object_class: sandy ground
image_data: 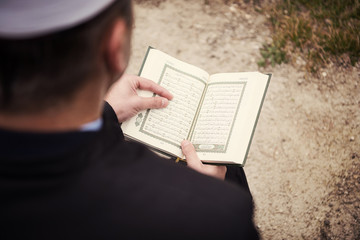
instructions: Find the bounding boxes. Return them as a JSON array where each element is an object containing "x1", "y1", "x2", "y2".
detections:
[{"x1": 127, "y1": 0, "x2": 360, "y2": 239}]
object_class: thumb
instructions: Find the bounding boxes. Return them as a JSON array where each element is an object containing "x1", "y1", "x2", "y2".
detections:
[
  {"x1": 181, "y1": 140, "x2": 202, "y2": 169},
  {"x1": 137, "y1": 96, "x2": 169, "y2": 111}
]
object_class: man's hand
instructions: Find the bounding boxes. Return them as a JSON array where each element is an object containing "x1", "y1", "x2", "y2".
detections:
[
  {"x1": 181, "y1": 140, "x2": 227, "y2": 180},
  {"x1": 105, "y1": 74, "x2": 173, "y2": 123}
]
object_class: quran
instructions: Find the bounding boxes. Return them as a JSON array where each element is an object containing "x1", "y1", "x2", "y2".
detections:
[{"x1": 121, "y1": 47, "x2": 271, "y2": 166}]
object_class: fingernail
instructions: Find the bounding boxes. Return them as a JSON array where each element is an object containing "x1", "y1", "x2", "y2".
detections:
[
  {"x1": 182, "y1": 140, "x2": 190, "y2": 147},
  {"x1": 161, "y1": 98, "x2": 168, "y2": 107}
]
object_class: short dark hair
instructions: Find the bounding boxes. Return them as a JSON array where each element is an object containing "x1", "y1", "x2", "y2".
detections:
[{"x1": 0, "y1": 0, "x2": 133, "y2": 114}]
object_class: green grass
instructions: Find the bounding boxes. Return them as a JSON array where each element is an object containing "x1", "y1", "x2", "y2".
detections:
[{"x1": 256, "y1": 0, "x2": 360, "y2": 73}]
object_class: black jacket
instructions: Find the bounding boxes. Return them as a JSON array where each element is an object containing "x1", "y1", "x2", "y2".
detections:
[{"x1": 0, "y1": 102, "x2": 259, "y2": 239}]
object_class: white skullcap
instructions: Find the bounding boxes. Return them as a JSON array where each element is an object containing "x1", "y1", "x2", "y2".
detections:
[{"x1": 0, "y1": 0, "x2": 116, "y2": 39}]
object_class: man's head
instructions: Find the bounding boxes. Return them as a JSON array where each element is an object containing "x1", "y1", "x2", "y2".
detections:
[{"x1": 0, "y1": 0, "x2": 133, "y2": 114}]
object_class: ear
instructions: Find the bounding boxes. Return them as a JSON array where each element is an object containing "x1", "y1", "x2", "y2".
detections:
[{"x1": 104, "y1": 19, "x2": 129, "y2": 74}]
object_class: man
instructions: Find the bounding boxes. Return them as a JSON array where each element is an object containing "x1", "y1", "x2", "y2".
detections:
[{"x1": 0, "y1": 0, "x2": 259, "y2": 239}]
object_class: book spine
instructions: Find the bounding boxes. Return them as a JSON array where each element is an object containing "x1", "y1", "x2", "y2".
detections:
[{"x1": 187, "y1": 83, "x2": 208, "y2": 141}]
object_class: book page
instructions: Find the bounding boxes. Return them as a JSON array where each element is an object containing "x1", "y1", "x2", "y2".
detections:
[
  {"x1": 121, "y1": 48, "x2": 209, "y2": 157},
  {"x1": 140, "y1": 65, "x2": 206, "y2": 147},
  {"x1": 190, "y1": 81, "x2": 246, "y2": 153},
  {"x1": 192, "y1": 72, "x2": 270, "y2": 165}
]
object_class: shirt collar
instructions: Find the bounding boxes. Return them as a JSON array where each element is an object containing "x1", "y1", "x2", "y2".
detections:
[{"x1": 80, "y1": 118, "x2": 103, "y2": 132}]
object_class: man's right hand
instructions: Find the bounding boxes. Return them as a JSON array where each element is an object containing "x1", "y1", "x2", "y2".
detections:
[{"x1": 181, "y1": 140, "x2": 227, "y2": 180}]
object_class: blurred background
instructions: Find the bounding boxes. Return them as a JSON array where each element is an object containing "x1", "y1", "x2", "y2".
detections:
[{"x1": 128, "y1": 0, "x2": 360, "y2": 239}]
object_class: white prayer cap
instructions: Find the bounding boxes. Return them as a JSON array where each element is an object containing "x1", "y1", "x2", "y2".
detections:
[{"x1": 0, "y1": 0, "x2": 116, "y2": 39}]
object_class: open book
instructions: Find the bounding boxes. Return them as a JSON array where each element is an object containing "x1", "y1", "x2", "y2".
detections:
[{"x1": 122, "y1": 47, "x2": 271, "y2": 166}]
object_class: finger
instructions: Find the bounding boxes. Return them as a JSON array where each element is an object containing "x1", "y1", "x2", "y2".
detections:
[
  {"x1": 136, "y1": 96, "x2": 169, "y2": 111},
  {"x1": 137, "y1": 77, "x2": 173, "y2": 100},
  {"x1": 181, "y1": 140, "x2": 202, "y2": 169},
  {"x1": 205, "y1": 165, "x2": 227, "y2": 180}
]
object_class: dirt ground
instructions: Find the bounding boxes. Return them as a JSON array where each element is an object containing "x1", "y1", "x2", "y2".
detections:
[{"x1": 128, "y1": 0, "x2": 360, "y2": 239}]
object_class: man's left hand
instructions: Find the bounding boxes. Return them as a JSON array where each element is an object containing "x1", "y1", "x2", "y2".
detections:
[{"x1": 105, "y1": 74, "x2": 173, "y2": 123}]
